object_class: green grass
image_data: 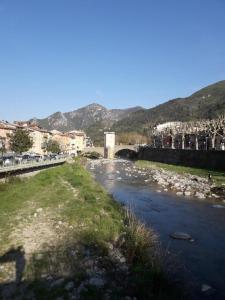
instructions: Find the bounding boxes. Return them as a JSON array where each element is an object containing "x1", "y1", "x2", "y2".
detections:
[
  {"x1": 136, "y1": 160, "x2": 225, "y2": 186},
  {"x1": 0, "y1": 160, "x2": 182, "y2": 299}
]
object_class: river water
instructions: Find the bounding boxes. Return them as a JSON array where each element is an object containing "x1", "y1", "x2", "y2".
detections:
[{"x1": 87, "y1": 159, "x2": 225, "y2": 300}]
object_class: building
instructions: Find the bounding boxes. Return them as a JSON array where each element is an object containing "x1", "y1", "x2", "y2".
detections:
[
  {"x1": 85, "y1": 136, "x2": 93, "y2": 147},
  {"x1": 14, "y1": 122, "x2": 52, "y2": 155},
  {"x1": 0, "y1": 120, "x2": 88, "y2": 155},
  {"x1": 29, "y1": 127, "x2": 52, "y2": 154},
  {"x1": 67, "y1": 130, "x2": 86, "y2": 154},
  {"x1": 0, "y1": 121, "x2": 17, "y2": 151},
  {"x1": 51, "y1": 130, "x2": 70, "y2": 154},
  {"x1": 155, "y1": 122, "x2": 182, "y2": 132}
]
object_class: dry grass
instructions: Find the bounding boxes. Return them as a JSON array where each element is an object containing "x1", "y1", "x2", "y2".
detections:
[{"x1": 122, "y1": 208, "x2": 158, "y2": 264}]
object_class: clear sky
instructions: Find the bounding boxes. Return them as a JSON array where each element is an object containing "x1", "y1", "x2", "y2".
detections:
[{"x1": 0, "y1": 0, "x2": 225, "y2": 121}]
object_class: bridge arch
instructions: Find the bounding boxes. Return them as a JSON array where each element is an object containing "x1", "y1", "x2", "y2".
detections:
[{"x1": 115, "y1": 148, "x2": 138, "y2": 159}]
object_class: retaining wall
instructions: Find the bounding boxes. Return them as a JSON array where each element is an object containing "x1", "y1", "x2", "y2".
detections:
[{"x1": 138, "y1": 148, "x2": 225, "y2": 171}]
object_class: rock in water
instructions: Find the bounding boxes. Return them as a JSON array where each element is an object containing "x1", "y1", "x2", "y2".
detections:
[
  {"x1": 170, "y1": 232, "x2": 192, "y2": 240},
  {"x1": 212, "y1": 204, "x2": 225, "y2": 209},
  {"x1": 89, "y1": 277, "x2": 105, "y2": 288},
  {"x1": 201, "y1": 284, "x2": 216, "y2": 296}
]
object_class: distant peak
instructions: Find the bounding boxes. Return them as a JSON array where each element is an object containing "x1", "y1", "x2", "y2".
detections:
[{"x1": 86, "y1": 103, "x2": 105, "y2": 108}]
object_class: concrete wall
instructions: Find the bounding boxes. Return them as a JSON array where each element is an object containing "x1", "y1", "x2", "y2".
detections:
[{"x1": 138, "y1": 147, "x2": 225, "y2": 171}]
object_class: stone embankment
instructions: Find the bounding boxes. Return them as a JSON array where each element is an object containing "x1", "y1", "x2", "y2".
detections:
[{"x1": 136, "y1": 166, "x2": 224, "y2": 201}]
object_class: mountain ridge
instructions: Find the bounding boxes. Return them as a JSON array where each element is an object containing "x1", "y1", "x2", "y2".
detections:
[
  {"x1": 31, "y1": 80, "x2": 225, "y2": 143},
  {"x1": 30, "y1": 103, "x2": 143, "y2": 132}
]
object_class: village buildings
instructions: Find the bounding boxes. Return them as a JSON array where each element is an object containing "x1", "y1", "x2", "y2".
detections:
[{"x1": 0, "y1": 120, "x2": 87, "y2": 155}]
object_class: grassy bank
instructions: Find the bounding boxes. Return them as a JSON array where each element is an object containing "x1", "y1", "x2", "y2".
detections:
[
  {"x1": 136, "y1": 160, "x2": 225, "y2": 186},
  {"x1": 0, "y1": 160, "x2": 181, "y2": 300}
]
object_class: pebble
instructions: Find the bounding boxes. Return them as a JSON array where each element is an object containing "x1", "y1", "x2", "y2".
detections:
[
  {"x1": 201, "y1": 284, "x2": 216, "y2": 296},
  {"x1": 89, "y1": 277, "x2": 105, "y2": 287},
  {"x1": 184, "y1": 191, "x2": 191, "y2": 196},
  {"x1": 64, "y1": 281, "x2": 74, "y2": 291},
  {"x1": 195, "y1": 192, "x2": 205, "y2": 199},
  {"x1": 212, "y1": 204, "x2": 225, "y2": 209},
  {"x1": 170, "y1": 232, "x2": 192, "y2": 240}
]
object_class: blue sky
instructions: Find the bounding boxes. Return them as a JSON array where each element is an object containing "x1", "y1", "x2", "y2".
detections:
[{"x1": 0, "y1": 0, "x2": 225, "y2": 121}]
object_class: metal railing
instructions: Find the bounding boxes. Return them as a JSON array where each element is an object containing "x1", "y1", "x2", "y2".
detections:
[{"x1": 0, "y1": 157, "x2": 67, "y2": 174}]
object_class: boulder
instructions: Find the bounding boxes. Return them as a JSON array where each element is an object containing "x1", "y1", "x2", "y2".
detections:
[{"x1": 170, "y1": 232, "x2": 192, "y2": 240}]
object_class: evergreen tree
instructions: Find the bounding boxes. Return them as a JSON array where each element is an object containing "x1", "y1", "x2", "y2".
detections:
[
  {"x1": 46, "y1": 140, "x2": 60, "y2": 153},
  {"x1": 10, "y1": 128, "x2": 33, "y2": 154}
]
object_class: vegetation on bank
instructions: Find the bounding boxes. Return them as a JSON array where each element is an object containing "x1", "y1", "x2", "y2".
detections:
[
  {"x1": 0, "y1": 160, "x2": 182, "y2": 300},
  {"x1": 136, "y1": 160, "x2": 225, "y2": 186}
]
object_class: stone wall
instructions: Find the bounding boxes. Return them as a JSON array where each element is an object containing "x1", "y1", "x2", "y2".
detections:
[{"x1": 138, "y1": 147, "x2": 225, "y2": 171}]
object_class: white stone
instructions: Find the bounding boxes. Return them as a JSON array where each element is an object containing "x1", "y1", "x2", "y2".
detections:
[
  {"x1": 176, "y1": 192, "x2": 183, "y2": 196},
  {"x1": 212, "y1": 204, "x2": 225, "y2": 209},
  {"x1": 201, "y1": 284, "x2": 212, "y2": 292},
  {"x1": 36, "y1": 208, "x2": 43, "y2": 213},
  {"x1": 195, "y1": 192, "x2": 205, "y2": 199},
  {"x1": 89, "y1": 277, "x2": 105, "y2": 287},
  {"x1": 184, "y1": 191, "x2": 191, "y2": 197},
  {"x1": 170, "y1": 232, "x2": 192, "y2": 240}
]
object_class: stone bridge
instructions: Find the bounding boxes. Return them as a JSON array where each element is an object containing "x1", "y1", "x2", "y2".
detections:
[{"x1": 83, "y1": 145, "x2": 138, "y2": 158}]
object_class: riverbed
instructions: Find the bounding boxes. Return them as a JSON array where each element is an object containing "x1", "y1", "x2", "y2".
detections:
[{"x1": 87, "y1": 158, "x2": 225, "y2": 300}]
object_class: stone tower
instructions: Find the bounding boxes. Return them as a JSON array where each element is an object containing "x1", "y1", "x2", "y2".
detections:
[{"x1": 104, "y1": 132, "x2": 115, "y2": 159}]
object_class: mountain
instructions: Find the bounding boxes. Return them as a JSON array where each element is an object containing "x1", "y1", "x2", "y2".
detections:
[
  {"x1": 31, "y1": 80, "x2": 225, "y2": 144},
  {"x1": 31, "y1": 103, "x2": 143, "y2": 133},
  {"x1": 112, "y1": 80, "x2": 225, "y2": 133}
]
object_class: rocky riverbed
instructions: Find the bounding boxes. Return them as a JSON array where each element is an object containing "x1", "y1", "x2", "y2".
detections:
[
  {"x1": 137, "y1": 166, "x2": 224, "y2": 201},
  {"x1": 89, "y1": 158, "x2": 225, "y2": 201}
]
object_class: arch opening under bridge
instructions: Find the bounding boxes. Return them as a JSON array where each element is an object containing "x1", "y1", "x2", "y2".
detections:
[{"x1": 83, "y1": 145, "x2": 138, "y2": 158}]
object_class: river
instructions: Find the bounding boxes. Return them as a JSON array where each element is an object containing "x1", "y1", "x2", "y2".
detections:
[{"x1": 87, "y1": 158, "x2": 225, "y2": 300}]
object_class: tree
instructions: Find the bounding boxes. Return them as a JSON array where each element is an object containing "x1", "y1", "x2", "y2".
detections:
[
  {"x1": 204, "y1": 115, "x2": 225, "y2": 149},
  {"x1": 10, "y1": 128, "x2": 33, "y2": 154},
  {"x1": 46, "y1": 140, "x2": 60, "y2": 153},
  {"x1": 0, "y1": 138, "x2": 6, "y2": 159}
]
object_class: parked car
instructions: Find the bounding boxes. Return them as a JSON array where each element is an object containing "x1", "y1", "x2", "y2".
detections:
[
  {"x1": 49, "y1": 154, "x2": 59, "y2": 160},
  {"x1": 22, "y1": 154, "x2": 32, "y2": 163},
  {"x1": 43, "y1": 155, "x2": 50, "y2": 161},
  {"x1": 14, "y1": 155, "x2": 23, "y2": 164},
  {"x1": 3, "y1": 156, "x2": 14, "y2": 166}
]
